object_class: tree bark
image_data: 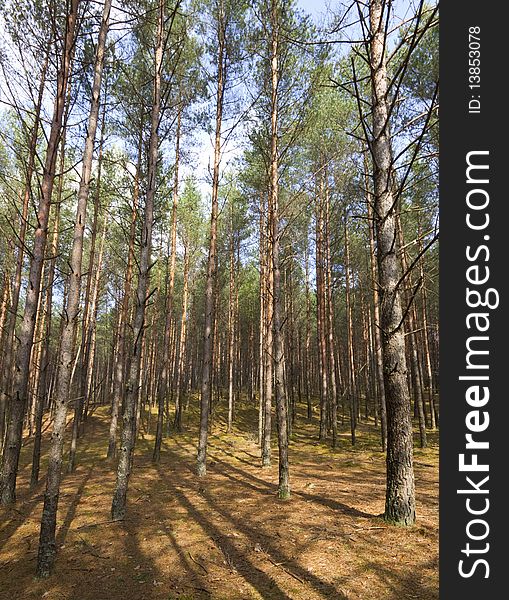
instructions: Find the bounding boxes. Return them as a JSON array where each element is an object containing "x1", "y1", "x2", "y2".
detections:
[
  {"x1": 197, "y1": 0, "x2": 226, "y2": 476},
  {"x1": 262, "y1": 214, "x2": 273, "y2": 468},
  {"x1": 174, "y1": 244, "x2": 189, "y2": 431},
  {"x1": 30, "y1": 198, "x2": 61, "y2": 489},
  {"x1": 0, "y1": 0, "x2": 79, "y2": 506},
  {"x1": 36, "y1": 0, "x2": 112, "y2": 576},
  {"x1": 0, "y1": 46, "x2": 49, "y2": 449},
  {"x1": 315, "y1": 178, "x2": 328, "y2": 441},
  {"x1": 107, "y1": 129, "x2": 141, "y2": 459},
  {"x1": 111, "y1": 0, "x2": 164, "y2": 520},
  {"x1": 257, "y1": 192, "x2": 266, "y2": 446},
  {"x1": 68, "y1": 104, "x2": 107, "y2": 472},
  {"x1": 154, "y1": 103, "x2": 181, "y2": 459},
  {"x1": 369, "y1": 0, "x2": 415, "y2": 525},
  {"x1": 344, "y1": 215, "x2": 357, "y2": 443},
  {"x1": 418, "y1": 231, "x2": 437, "y2": 429},
  {"x1": 324, "y1": 172, "x2": 338, "y2": 447},
  {"x1": 304, "y1": 241, "x2": 312, "y2": 421},
  {"x1": 269, "y1": 0, "x2": 289, "y2": 499},
  {"x1": 366, "y1": 181, "x2": 387, "y2": 450},
  {"x1": 396, "y1": 215, "x2": 427, "y2": 448},
  {"x1": 227, "y1": 205, "x2": 236, "y2": 433}
]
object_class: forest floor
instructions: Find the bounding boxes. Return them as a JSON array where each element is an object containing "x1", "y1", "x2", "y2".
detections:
[{"x1": 0, "y1": 398, "x2": 438, "y2": 600}]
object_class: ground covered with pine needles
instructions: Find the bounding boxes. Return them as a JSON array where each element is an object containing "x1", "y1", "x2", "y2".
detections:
[{"x1": 0, "y1": 399, "x2": 438, "y2": 600}]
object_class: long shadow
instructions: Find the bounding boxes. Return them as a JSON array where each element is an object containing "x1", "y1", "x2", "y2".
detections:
[
  {"x1": 159, "y1": 443, "x2": 273, "y2": 501},
  {"x1": 206, "y1": 454, "x2": 374, "y2": 520},
  {"x1": 0, "y1": 492, "x2": 43, "y2": 553},
  {"x1": 172, "y1": 421, "x2": 383, "y2": 517},
  {"x1": 208, "y1": 461, "x2": 276, "y2": 496},
  {"x1": 168, "y1": 480, "x2": 293, "y2": 600},
  {"x1": 198, "y1": 486, "x2": 348, "y2": 599},
  {"x1": 359, "y1": 557, "x2": 438, "y2": 599},
  {"x1": 153, "y1": 514, "x2": 211, "y2": 596},
  {"x1": 0, "y1": 461, "x2": 94, "y2": 554},
  {"x1": 210, "y1": 454, "x2": 375, "y2": 520},
  {"x1": 0, "y1": 410, "x2": 103, "y2": 555},
  {"x1": 118, "y1": 515, "x2": 170, "y2": 594},
  {"x1": 129, "y1": 485, "x2": 215, "y2": 597},
  {"x1": 155, "y1": 446, "x2": 350, "y2": 598},
  {"x1": 55, "y1": 464, "x2": 94, "y2": 546},
  {"x1": 207, "y1": 439, "x2": 258, "y2": 469}
]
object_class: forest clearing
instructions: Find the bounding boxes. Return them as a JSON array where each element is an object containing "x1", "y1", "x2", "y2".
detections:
[
  {"x1": 0, "y1": 0, "x2": 439, "y2": 597},
  {"x1": 0, "y1": 400, "x2": 438, "y2": 599}
]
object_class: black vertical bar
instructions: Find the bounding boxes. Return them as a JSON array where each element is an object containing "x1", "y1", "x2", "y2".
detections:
[{"x1": 441, "y1": 1, "x2": 507, "y2": 596}]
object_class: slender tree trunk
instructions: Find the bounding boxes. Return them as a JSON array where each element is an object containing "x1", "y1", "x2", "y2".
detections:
[
  {"x1": 28, "y1": 286, "x2": 46, "y2": 436},
  {"x1": 67, "y1": 105, "x2": 107, "y2": 472},
  {"x1": 36, "y1": 0, "x2": 111, "y2": 576},
  {"x1": 315, "y1": 179, "x2": 328, "y2": 441},
  {"x1": 324, "y1": 172, "x2": 338, "y2": 447},
  {"x1": 418, "y1": 233, "x2": 436, "y2": 429},
  {"x1": 262, "y1": 223, "x2": 273, "y2": 468},
  {"x1": 304, "y1": 243, "x2": 312, "y2": 420},
  {"x1": 154, "y1": 103, "x2": 181, "y2": 459},
  {"x1": 174, "y1": 245, "x2": 189, "y2": 431},
  {"x1": 79, "y1": 101, "x2": 107, "y2": 422},
  {"x1": 107, "y1": 128, "x2": 142, "y2": 459},
  {"x1": 366, "y1": 182, "x2": 387, "y2": 450},
  {"x1": 396, "y1": 215, "x2": 427, "y2": 448},
  {"x1": 31, "y1": 238, "x2": 57, "y2": 490},
  {"x1": 344, "y1": 215, "x2": 357, "y2": 444},
  {"x1": 269, "y1": 0, "x2": 289, "y2": 499},
  {"x1": 197, "y1": 0, "x2": 226, "y2": 476},
  {"x1": 0, "y1": 275, "x2": 11, "y2": 446},
  {"x1": 369, "y1": 0, "x2": 415, "y2": 525},
  {"x1": 0, "y1": 1, "x2": 79, "y2": 507},
  {"x1": 111, "y1": 0, "x2": 164, "y2": 520},
  {"x1": 258, "y1": 193, "x2": 266, "y2": 446},
  {"x1": 1, "y1": 47, "x2": 49, "y2": 450},
  {"x1": 82, "y1": 219, "x2": 107, "y2": 421},
  {"x1": 227, "y1": 207, "x2": 235, "y2": 433}
]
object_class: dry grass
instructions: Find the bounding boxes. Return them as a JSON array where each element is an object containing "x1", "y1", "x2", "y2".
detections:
[{"x1": 0, "y1": 398, "x2": 438, "y2": 600}]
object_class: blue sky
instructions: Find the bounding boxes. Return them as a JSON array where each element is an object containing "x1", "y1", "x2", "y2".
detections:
[{"x1": 297, "y1": 0, "x2": 328, "y2": 18}]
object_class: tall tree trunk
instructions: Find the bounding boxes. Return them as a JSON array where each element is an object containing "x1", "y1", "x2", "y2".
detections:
[
  {"x1": 262, "y1": 216, "x2": 273, "y2": 467},
  {"x1": 344, "y1": 214, "x2": 357, "y2": 444},
  {"x1": 36, "y1": 0, "x2": 111, "y2": 576},
  {"x1": 366, "y1": 181, "x2": 387, "y2": 450},
  {"x1": 0, "y1": 275, "x2": 11, "y2": 446},
  {"x1": 154, "y1": 103, "x2": 181, "y2": 459},
  {"x1": 315, "y1": 179, "x2": 328, "y2": 441},
  {"x1": 0, "y1": 272, "x2": 11, "y2": 400},
  {"x1": 418, "y1": 231, "x2": 437, "y2": 429},
  {"x1": 197, "y1": 0, "x2": 226, "y2": 476},
  {"x1": 0, "y1": 47, "x2": 50, "y2": 450},
  {"x1": 78, "y1": 101, "x2": 107, "y2": 420},
  {"x1": 67, "y1": 104, "x2": 107, "y2": 472},
  {"x1": 31, "y1": 217, "x2": 58, "y2": 490},
  {"x1": 304, "y1": 241, "x2": 312, "y2": 420},
  {"x1": 257, "y1": 193, "x2": 266, "y2": 445},
  {"x1": 227, "y1": 206, "x2": 235, "y2": 433},
  {"x1": 369, "y1": 0, "x2": 415, "y2": 525},
  {"x1": 396, "y1": 215, "x2": 427, "y2": 448},
  {"x1": 174, "y1": 245, "x2": 189, "y2": 431},
  {"x1": 0, "y1": 1, "x2": 79, "y2": 506},
  {"x1": 111, "y1": 0, "x2": 164, "y2": 520},
  {"x1": 107, "y1": 128, "x2": 142, "y2": 459},
  {"x1": 269, "y1": 0, "x2": 289, "y2": 499},
  {"x1": 324, "y1": 171, "x2": 338, "y2": 447},
  {"x1": 82, "y1": 208, "x2": 107, "y2": 422}
]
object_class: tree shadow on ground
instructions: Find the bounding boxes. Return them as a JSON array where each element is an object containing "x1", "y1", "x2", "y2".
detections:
[
  {"x1": 154, "y1": 463, "x2": 296, "y2": 599},
  {"x1": 55, "y1": 464, "x2": 94, "y2": 547}
]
